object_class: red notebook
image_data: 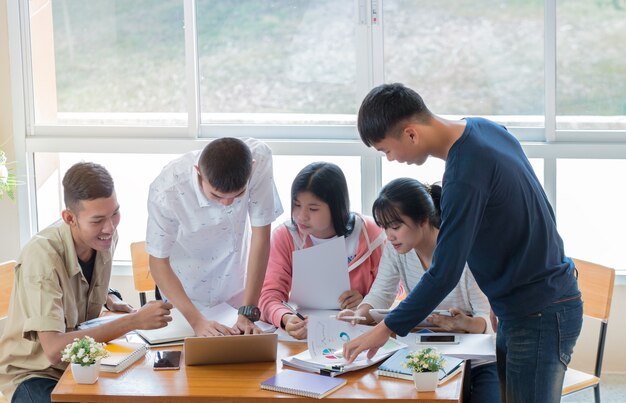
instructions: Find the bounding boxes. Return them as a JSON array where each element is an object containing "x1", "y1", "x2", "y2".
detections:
[{"x1": 260, "y1": 369, "x2": 347, "y2": 399}]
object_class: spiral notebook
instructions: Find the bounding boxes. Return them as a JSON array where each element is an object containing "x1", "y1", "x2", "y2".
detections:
[
  {"x1": 261, "y1": 369, "x2": 347, "y2": 399},
  {"x1": 377, "y1": 347, "x2": 464, "y2": 385},
  {"x1": 100, "y1": 341, "x2": 148, "y2": 373}
]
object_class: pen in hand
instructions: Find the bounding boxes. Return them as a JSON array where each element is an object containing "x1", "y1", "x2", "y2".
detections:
[{"x1": 281, "y1": 301, "x2": 306, "y2": 321}]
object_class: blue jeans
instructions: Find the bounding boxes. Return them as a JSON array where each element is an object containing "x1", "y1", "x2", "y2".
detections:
[
  {"x1": 467, "y1": 362, "x2": 501, "y2": 403},
  {"x1": 496, "y1": 287, "x2": 583, "y2": 403},
  {"x1": 11, "y1": 377, "x2": 57, "y2": 403}
]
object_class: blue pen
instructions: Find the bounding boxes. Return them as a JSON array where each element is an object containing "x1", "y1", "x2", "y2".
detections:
[{"x1": 281, "y1": 301, "x2": 306, "y2": 320}]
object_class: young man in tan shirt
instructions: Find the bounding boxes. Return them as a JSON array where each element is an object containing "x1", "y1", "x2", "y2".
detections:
[{"x1": 0, "y1": 162, "x2": 173, "y2": 403}]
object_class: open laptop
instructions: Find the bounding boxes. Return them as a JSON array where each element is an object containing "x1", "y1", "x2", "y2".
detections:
[{"x1": 184, "y1": 333, "x2": 278, "y2": 366}]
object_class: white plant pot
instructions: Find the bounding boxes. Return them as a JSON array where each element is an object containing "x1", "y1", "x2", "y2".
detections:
[
  {"x1": 412, "y1": 371, "x2": 439, "y2": 392},
  {"x1": 0, "y1": 164, "x2": 8, "y2": 184},
  {"x1": 71, "y1": 359, "x2": 101, "y2": 384}
]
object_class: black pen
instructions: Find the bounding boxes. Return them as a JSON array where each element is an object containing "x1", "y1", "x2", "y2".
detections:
[{"x1": 281, "y1": 301, "x2": 306, "y2": 320}]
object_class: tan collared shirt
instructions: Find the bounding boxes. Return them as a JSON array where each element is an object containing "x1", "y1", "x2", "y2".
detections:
[{"x1": 0, "y1": 220, "x2": 116, "y2": 398}]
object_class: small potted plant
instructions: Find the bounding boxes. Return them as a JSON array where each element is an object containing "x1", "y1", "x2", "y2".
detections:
[
  {"x1": 61, "y1": 336, "x2": 109, "y2": 384},
  {"x1": 403, "y1": 347, "x2": 446, "y2": 391}
]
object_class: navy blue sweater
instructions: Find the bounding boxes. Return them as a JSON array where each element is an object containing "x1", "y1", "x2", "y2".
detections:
[{"x1": 385, "y1": 118, "x2": 577, "y2": 336}]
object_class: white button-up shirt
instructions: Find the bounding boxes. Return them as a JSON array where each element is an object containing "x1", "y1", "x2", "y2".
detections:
[{"x1": 146, "y1": 138, "x2": 283, "y2": 309}]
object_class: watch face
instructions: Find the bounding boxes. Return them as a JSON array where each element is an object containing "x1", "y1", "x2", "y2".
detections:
[
  {"x1": 248, "y1": 306, "x2": 261, "y2": 322},
  {"x1": 239, "y1": 305, "x2": 261, "y2": 322}
]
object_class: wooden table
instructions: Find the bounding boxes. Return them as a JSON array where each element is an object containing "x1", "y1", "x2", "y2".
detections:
[{"x1": 52, "y1": 341, "x2": 464, "y2": 402}]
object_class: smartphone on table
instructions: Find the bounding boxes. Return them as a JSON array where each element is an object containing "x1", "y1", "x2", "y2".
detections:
[
  {"x1": 416, "y1": 334, "x2": 459, "y2": 344},
  {"x1": 153, "y1": 350, "x2": 182, "y2": 370}
]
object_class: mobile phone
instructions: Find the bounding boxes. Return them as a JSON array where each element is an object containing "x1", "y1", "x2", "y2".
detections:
[
  {"x1": 417, "y1": 334, "x2": 459, "y2": 344},
  {"x1": 431, "y1": 309, "x2": 453, "y2": 316},
  {"x1": 153, "y1": 350, "x2": 181, "y2": 370}
]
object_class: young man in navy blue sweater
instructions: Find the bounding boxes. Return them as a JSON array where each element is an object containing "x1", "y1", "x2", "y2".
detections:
[{"x1": 343, "y1": 83, "x2": 582, "y2": 403}]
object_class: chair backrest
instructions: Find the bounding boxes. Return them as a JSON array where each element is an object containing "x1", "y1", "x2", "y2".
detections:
[
  {"x1": 573, "y1": 258, "x2": 614, "y2": 321},
  {"x1": 130, "y1": 241, "x2": 155, "y2": 293},
  {"x1": 0, "y1": 260, "x2": 17, "y2": 318},
  {"x1": 573, "y1": 257, "x2": 614, "y2": 381}
]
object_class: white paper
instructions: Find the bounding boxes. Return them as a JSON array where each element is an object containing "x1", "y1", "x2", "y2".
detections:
[
  {"x1": 307, "y1": 316, "x2": 404, "y2": 363},
  {"x1": 290, "y1": 236, "x2": 351, "y2": 309},
  {"x1": 281, "y1": 316, "x2": 406, "y2": 375},
  {"x1": 397, "y1": 333, "x2": 496, "y2": 361},
  {"x1": 136, "y1": 303, "x2": 275, "y2": 344}
]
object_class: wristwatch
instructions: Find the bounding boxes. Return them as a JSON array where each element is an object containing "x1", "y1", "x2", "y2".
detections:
[{"x1": 238, "y1": 305, "x2": 261, "y2": 322}]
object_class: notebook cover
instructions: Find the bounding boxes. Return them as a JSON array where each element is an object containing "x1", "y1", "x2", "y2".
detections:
[
  {"x1": 377, "y1": 348, "x2": 464, "y2": 384},
  {"x1": 261, "y1": 369, "x2": 347, "y2": 399},
  {"x1": 100, "y1": 341, "x2": 148, "y2": 373}
]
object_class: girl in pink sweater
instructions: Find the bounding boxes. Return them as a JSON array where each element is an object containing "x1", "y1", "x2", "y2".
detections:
[{"x1": 259, "y1": 162, "x2": 385, "y2": 340}]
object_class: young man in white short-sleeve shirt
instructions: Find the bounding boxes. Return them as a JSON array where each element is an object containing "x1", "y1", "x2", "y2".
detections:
[{"x1": 146, "y1": 137, "x2": 283, "y2": 336}]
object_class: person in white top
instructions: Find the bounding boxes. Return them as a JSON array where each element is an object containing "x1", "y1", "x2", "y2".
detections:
[
  {"x1": 338, "y1": 178, "x2": 500, "y2": 403},
  {"x1": 146, "y1": 138, "x2": 283, "y2": 336}
]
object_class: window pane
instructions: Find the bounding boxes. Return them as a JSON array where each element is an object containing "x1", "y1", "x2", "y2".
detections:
[
  {"x1": 382, "y1": 158, "x2": 446, "y2": 188},
  {"x1": 196, "y1": 0, "x2": 357, "y2": 122},
  {"x1": 272, "y1": 156, "x2": 361, "y2": 226},
  {"x1": 34, "y1": 153, "x2": 179, "y2": 261},
  {"x1": 557, "y1": 159, "x2": 626, "y2": 270},
  {"x1": 556, "y1": 1, "x2": 626, "y2": 130},
  {"x1": 384, "y1": 0, "x2": 544, "y2": 126},
  {"x1": 31, "y1": 0, "x2": 186, "y2": 125}
]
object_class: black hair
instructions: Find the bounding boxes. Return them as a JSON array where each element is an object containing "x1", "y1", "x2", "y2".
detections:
[
  {"x1": 357, "y1": 83, "x2": 432, "y2": 147},
  {"x1": 372, "y1": 177, "x2": 442, "y2": 230},
  {"x1": 290, "y1": 162, "x2": 354, "y2": 237},
  {"x1": 198, "y1": 137, "x2": 252, "y2": 193},
  {"x1": 62, "y1": 162, "x2": 115, "y2": 211}
]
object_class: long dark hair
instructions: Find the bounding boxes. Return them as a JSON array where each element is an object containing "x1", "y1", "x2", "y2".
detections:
[
  {"x1": 290, "y1": 162, "x2": 354, "y2": 237},
  {"x1": 372, "y1": 177, "x2": 441, "y2": 229}
]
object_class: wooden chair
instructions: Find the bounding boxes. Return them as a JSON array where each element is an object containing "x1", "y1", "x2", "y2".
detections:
[
  {"x1": 0, "y1": 260, "x2": 17, "y2": 319},
  {"x1": 130, "y1": 242, "x2": 155, "y2": 306},
  {"x1": 562, "y1": 258, "x2": 615, "y2": 403}
]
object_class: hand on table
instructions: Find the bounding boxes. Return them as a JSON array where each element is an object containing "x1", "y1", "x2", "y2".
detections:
[
  {"x1": 342, "y1": 321, "x2": 393, "y2": 364},
  {"x1": 427, "y1": 308, "x2": 474, "y2": 332},
  {"x1": 191, "y1": 317, "x2": 239, "y2": 337},
  {"x1": 233, "y1": 315, "x2": 262, "y2": 335}
]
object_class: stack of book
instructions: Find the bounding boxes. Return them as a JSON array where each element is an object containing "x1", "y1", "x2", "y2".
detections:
[{"x1": 100, "y1": 341, "x2": 148, "y2": 373}]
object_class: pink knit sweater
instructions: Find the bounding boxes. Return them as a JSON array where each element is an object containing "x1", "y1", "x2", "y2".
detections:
[{"x1": 259, "y1": 214, "x2": 385, "y2": 327}]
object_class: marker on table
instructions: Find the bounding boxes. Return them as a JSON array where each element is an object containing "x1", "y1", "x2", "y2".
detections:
[
  {"x1": 281, "y1": 301, "x2": 306, "y2": 320},
  {"x1": 330, "y1": 314, "x2": 367, "y2": 321}
]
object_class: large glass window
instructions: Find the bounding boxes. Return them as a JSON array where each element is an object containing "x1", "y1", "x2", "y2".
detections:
[
  {"x1": 556, "y1": 1, "x2": 626, "y2": 130},
  {"x1": 383, "y1": 0, "x2": 544, "y2": 125},
  {"x1": 196, "y1": 0, "x2": 357, "y2": 124},
  {"x1": 10, "y1": 0, "x2": 626, "y2": 274},
  {"x1": 31, "y1": 0, "x2": 186, "y2": 125}
]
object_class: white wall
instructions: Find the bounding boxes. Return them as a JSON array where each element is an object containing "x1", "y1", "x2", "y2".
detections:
[{"x1": 0, "y1": 0, "x2": 21, "y2": 263}]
